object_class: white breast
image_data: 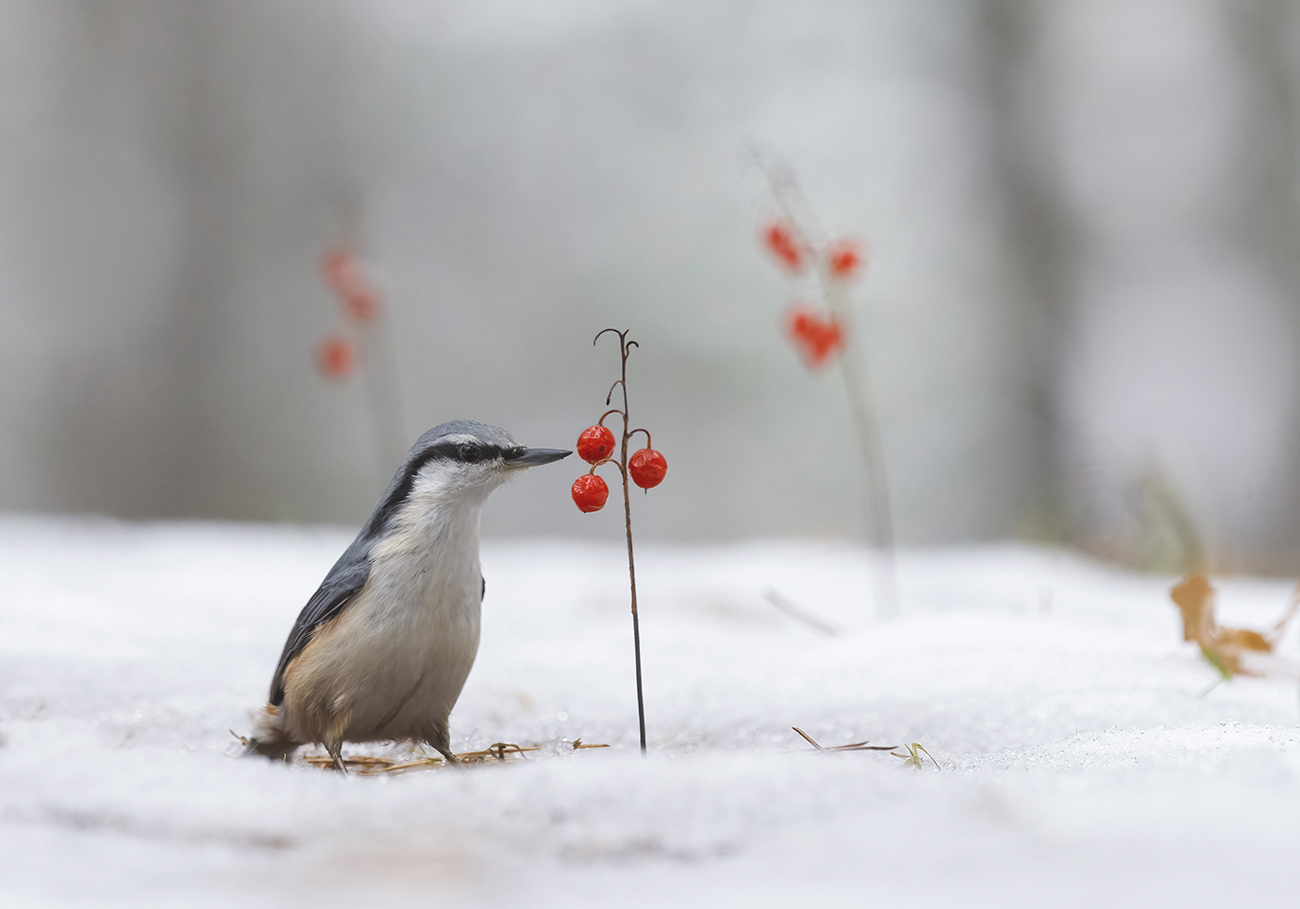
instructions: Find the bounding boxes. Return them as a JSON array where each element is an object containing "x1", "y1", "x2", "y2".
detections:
[{"x1": 307, "y1": 474, "x2": 489, "y2": 742}]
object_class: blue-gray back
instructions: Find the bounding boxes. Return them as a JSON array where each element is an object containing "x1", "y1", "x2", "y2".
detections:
[{"x1": 267, "y1": 421, "x2": 510, "y2": 704}]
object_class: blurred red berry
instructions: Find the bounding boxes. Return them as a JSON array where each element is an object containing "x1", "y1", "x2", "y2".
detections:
[
  {"x1": 322, "y1": 247, "x2": 381, "y2": 322},
  {"x1": 762, "y1": 219, "x2": 805, "y2": 273},
  {"x1": 343, "y1": 287, "x2": 380, "y2": 322},
  {"x1": 576, "y1": 425, "x2": 617, "y2": 464},
  {"x1": 827, "y1": 238, "x2": 866, "y2": 279},
  {"x1": 628, "y1": 449, "x2": 668, "y2": 489},
  {"x1": 317, "y1": 335, "x2": 355, "y2": 379},
  {"x1": 784, "y1": 303, "x2": 844, "y2": 369},
  {"x1": 322, "y1": 248, "x2": 358, "y2": 294},
  {"x1": 572, "y1": 474, "x2": 609, "y2": 512}
]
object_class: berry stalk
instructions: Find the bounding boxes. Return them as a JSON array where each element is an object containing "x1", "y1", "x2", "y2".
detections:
[
  {"x1": 753, "y1": 150, "x2": 898, "y2": 620},
  {"x1": 599, "y1": 328, "x2": 649, "y2": 755},
  {"x1": 573, "y1": 329, "x2": 667, "y2": 754}
]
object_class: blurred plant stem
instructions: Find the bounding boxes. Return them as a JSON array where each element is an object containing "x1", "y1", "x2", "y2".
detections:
[
  {"x1": 357, "y1": 314, "x2": 407, "y2": 479},
  {"x1": 755, "y1": 150, "x2": 898, "y2": 620}
]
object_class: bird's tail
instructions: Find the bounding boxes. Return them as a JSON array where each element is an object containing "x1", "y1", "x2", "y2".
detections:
[{"x1": 242, "y1": 704, "x2": 301, "y2": 762}]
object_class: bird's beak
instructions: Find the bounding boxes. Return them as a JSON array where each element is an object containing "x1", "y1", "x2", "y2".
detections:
[{"x1": 504, "y1": 447, "x2": 572, "y2": 469}]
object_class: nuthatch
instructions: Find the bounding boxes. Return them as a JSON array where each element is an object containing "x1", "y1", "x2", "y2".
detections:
[{"x1": 246, "y1": 421, "x2": 570, "y2": 770}]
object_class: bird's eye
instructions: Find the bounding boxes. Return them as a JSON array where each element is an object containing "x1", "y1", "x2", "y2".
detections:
[{"x1": 460, "y1": 444, "x2": 483, "y2": 463}]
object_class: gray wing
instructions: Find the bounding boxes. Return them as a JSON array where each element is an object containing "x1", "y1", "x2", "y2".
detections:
[{"x1": 268, "y1": 560, "x2": 371, "y2": 705}]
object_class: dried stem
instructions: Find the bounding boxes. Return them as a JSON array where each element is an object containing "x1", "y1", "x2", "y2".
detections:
[
  {"x1": 594, "y1": 328, "x2": 648, "y2": 753},
  {"x1": 751, "y1": 150, "x2": 898, "y2": 620},
  {"x1": 832, "y1": 317, "x2": 898, "y2": 621},
  {"x1": 332, "y1": 211, "x2": 407, "y2": 481},
  {"x1": 358, "y1": 315, "x2": 408, "y2": 478}
]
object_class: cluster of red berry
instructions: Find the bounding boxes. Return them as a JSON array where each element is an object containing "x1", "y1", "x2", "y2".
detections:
[
  {"x1": 763, "y1": 218, "x2": 864, "y2": 280},
  {"x1": 761, "y1": 218, "x2": 865, "y2": 369},
  {"x1": 571, "y1": 424, "x2": 667, "y2": 512},
  {"x1": 785, "y1": 304, "x2": 844, "y2": 367},
  {"x1": 316, "y1": 246, "x2": 381, "y2": 379}
]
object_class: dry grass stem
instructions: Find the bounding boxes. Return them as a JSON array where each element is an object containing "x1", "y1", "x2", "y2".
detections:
[
  {"x1": 301, "y1": 740, "x2": 609, "y2": 774},
  {"x1": 792, "y1": 726, "x2": 896, "y2": 753},
  {"x1": 764, "y1": 589, "x2": 843, "y2": 637}
]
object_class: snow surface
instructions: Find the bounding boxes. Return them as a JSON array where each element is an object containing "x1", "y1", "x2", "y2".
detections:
[{"x1": 3, "y1": 515, "x2": 1299, "y2": 908}]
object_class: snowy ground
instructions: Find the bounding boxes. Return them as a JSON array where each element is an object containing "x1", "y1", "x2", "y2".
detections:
[{"x1": 2, "y1": 515, "x2": 1299, "y2": 908}]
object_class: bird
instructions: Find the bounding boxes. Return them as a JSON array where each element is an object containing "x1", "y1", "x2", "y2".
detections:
[{"x1": 245, "y1": 420, "x2": 571, "y2": 770}]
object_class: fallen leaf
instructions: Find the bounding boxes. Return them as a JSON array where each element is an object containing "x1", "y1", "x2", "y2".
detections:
[{"x1": 1170, "y1": 575, "x2": 1299, "y2": 680}]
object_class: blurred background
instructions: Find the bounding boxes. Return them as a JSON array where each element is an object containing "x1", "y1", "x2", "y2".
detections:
[{"x1": 2, "y1": 0, "x2": 1299, "y2": 572}]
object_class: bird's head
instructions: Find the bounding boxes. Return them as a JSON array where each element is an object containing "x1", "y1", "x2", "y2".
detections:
[{"x1": 376, "y1": 421, "x2": 571, "y2": 521}]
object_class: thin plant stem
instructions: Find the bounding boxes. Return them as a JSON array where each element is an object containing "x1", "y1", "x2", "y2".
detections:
[
  {"x1": 357, "y1": 315, "x2": 407, "y2": 482},
  {"x1": 595, "y1": 328, "x2": 648, "y2": 753},
  {"x1": 336, "y1": 209, "x2": 406, "y2": 481},
  {"x1": 825, "y1": 287, "x2": 898, "y2": 620},
  {"x1": 834, "y1": 315, "x2": 898, "y2": 620},
  {"x1": 751, "y1": 151, "x2": 899, "y2": 620}
]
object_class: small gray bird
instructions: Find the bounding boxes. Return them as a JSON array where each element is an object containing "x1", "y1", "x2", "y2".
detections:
[{"x1": 246, "y1": 420, "x2": 570, "y2": 770}]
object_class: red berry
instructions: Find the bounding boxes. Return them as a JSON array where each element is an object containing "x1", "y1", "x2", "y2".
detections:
[
  {"x1": 628, "y1": 449, "x2": 667, "y2": 489},
  {"x1": 762, "y1": 219, "x2": 805, "y2": 273},
  {"x1": 572, "y1": 474, "x2": 609, "y2": 512},
  {"x1": 784, "y1": 303, "x2": 844, "y2": 369},
  {"x1": 576, "y1": 425, "x2": 617, "y2": 464},
  {"x1": 316, "y1": 335, "x2": 355, "y2": 379},
  {"x1": 827, "y1": 238, "x2": 866, "y2": 279},
  {"x1": 322, "y1": 248, "x2": 350, "y2": 284},
  {"x1": 323, "y1": 247, "x2": 381, "y2": 322},
  {"x1": 321, "y1": 248, "x2": 360, "y2": 296},
  {"x1": 343, "y1": 287, "x2": 380, "y2": 322}
]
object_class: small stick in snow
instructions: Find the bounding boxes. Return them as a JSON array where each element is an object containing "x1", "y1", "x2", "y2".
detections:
[
  {"x1": 792, "y1": 727, "x2": 896, "y2": 753},
  {"x1": 765, "y1": 588, "x2": 843, "y2": 637}
]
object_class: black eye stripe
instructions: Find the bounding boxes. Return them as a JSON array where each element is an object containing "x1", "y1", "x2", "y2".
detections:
[
  {"x1": 363, "y1": 437, "x2": 517, "y2": 537},
  {"x1": 446, "y1": 442, "x2": 500, "y2": 463},
  {"x1": 448, "y1": 442, "x2": 519, "y2": 463}
]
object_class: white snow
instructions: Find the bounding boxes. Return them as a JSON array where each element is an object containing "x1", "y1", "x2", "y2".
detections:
[{"x1": 2, "y1": 515, "x2": 1299, "y2": 907}]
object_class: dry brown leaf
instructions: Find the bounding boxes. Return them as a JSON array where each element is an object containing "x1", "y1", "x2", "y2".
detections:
[
  {"x1": 1214, "y1": 628, "x2": 1272, "y2": 652},
  {"x1": 1170, "y1": 574, "x2": 1299, "y2": 679},
  {"x1": 1170, "y1": 575, "x2": 1214, "y2": 643}
]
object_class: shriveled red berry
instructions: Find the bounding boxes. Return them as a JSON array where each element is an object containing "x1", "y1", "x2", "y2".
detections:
[
  {"x1": 784, "y1": 303, "x2": 844, "y2": 369},
  {"x1": 762, "y1": 219, "x2": 805, "y2": 273},
  {"x1": 316, "y1": 334, "x2": 355, "y2": 379},
  {"x1": 576, "y1": 425, "x2": 617, "y2": 464},
  {"x1": 628, "y1": 449, "x2": 667, "y2": 489},
  {"x1": 322, "y1": 247, "x2": 381, "y2": 322},
  {"x1": 321, "y1": 248, "x2": 357, "y2": 294},
  {"x1": 572, "y1": 474, "x2": 609, "y2": 512},
  {"x1": 827, "y1": 238, "x2": 866, "y2": 279},
  {"x1": 343, "y1": 287, "x2": 380, "y2": 322}
]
